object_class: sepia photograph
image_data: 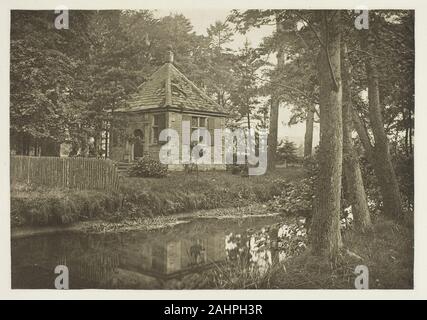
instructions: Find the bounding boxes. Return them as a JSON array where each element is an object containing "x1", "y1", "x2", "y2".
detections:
[{"x1": 8, "y1": 7, "x2": 414, "y2": 291}]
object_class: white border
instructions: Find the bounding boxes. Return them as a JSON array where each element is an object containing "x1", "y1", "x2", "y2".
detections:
[{"x1": 0, "y1": 0, "x2": 424, "y2": 299}]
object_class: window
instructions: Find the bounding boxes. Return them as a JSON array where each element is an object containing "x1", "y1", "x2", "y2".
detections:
[
  {"x1": 152, "y1": 114, "x2": 166, "y2": 144},
  {"x1": 191, "y1": 116, "x2": 199, "y2": 128},
  {"x1": 191, "y1": 116, "x2": 207, "y2": 135},
  {"x1": 152, "y1": 122, "x2": 159, "y2": 144},
  {"x1": 190, "y1": 117, "x2": 210, "y2": 155}
]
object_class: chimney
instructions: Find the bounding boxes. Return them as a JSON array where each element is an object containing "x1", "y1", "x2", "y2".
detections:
[
  {"x1": 166, "y1": 44, "x2": 174, "y2": 63},
  {"x1": 168, "y1": 50, "x2": 174, "y2": 63}
]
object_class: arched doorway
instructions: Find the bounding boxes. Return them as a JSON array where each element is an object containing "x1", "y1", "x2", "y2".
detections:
[{"x1": 133, "y1": 129, "x2": 144, "y2": 159}]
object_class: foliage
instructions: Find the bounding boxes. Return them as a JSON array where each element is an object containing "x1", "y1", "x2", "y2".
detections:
[
  {"x1": 354, "y1": 137, "x2": 414, "y2": 215},
  {"x1": 10, "y1": 11, "x2": 232, "y2": 155},
  {"x1": 10, "y1": 11, "x2": 92, "y2": 153},
  {"x1": 120, "y1": 168, "x2": 304, "y2": 217},
  {"x1": 268, "y1": 178, "x2": 314, "y2": 214},
  {"x1": 393, "y1": 153, "x2": 414, "y2": 211},
  {"x1": 226, "y1": 163, "x2": 248, "y2": 175},
  {"x1": 200, "y1": 215, "x2": 412, "y2": 289},
  {"x1": 200, "y1": 220, "x2": 306, "y2": 289},
  {"x1": 201, "y1": 21, "x2": 236, "y2": 109},
  {"x1": 276, "y1": 139, "x2": 299, "y2": 163},
  {"x1": 274, "y1": 216, "x2": 413, "y2": 289},
  {"x1": 203, "y1": 250, "x2": 283, "y2": 289},
  {"x1": 128, "y1": 155, "x2": 168, "y2": 178},
  {"x1": 230, "y1": 10, "x2": 320, "y2": 126},
  {"x1": 228, "y1": 40, "x2": 266, "y2": 129}
]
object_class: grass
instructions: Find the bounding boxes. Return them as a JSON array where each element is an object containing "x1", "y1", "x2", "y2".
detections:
[
  {"x1": 11, "y1": 167, "x2": 305, "y2": 227},
  {"x1": 204, "y1": 252, "x2": 285, "y2": 289},
  {"x1": 200, "y1": 215, "x2": 413, "y2": 289},
  {"x1": 11, "y1": 183, "x2": 122, "y2": 227}
]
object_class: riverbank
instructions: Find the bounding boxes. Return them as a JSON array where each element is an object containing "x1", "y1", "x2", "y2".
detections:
[
  {"x1": 11, "y1": 204, "x2": 283, "y2": 238},
  {"x1": 200, "y1": 215, "x2": 413, "y2": 289},
  {"x1": 11, "y1": 167, "x2": 305, "y2": 228}
]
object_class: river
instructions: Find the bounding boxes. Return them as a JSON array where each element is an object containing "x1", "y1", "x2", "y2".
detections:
[{"x1": 11, "y1": 214, "x2": 307, "y2": 289}]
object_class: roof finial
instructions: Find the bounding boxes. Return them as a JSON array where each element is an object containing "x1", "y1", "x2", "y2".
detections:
[{"x1": 167, "y1": 44, "x2": 174, "y2": 64}]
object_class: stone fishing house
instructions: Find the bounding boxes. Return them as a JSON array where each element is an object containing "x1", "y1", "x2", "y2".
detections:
[{"x1": 109, "y1": 53, "x2": 228, "y2": 170}]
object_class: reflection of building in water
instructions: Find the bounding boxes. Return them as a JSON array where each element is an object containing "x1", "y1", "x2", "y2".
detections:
[
  {"x1": 12, "y1": 232, "x2": 227, "y2": 288},
  {"x1": 12, "y1": 221, "x2": 298, "y2": 289},
  {"x1": 118, "y1": 233, "x2": 226, "y2": 278}
]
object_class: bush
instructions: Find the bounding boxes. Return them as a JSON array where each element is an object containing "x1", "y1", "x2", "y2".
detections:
[
  {"x1": 226, "y1": 163, "x2": 248, "y2": 175},
  {"x1": 268, "y1": 178, "x2": 314, "y2": 215},
  {"x1": 394, "y1": 153, "x2": 414, "y2": 211},
  {"x1": 128, "y1": 155, "x2": 167, "y2": 178}
]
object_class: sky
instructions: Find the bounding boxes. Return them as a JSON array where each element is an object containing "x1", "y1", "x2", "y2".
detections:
[{"x1": 155, "y1": 9, "x2": 319, "y2": 149}]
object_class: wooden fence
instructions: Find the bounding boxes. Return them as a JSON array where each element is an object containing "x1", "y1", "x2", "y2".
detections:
[{"x1": 11, "y1": 156, "x2": 120, "y2": 190}]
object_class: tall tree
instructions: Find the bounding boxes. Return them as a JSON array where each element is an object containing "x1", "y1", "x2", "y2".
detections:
[
  {"x1": 203, "y1": 21, "x2": 235, "y2": 109},
  {"x1": 267, "y1": 14, "x2": 286, "y2": 171},
  {"x1": 229, "y1": 40, "x2": 264, "y2": 132},
  {"x1": 10, "y1": 10, "x2": 92, "y2": 156},
  {"x1": 310, "y1": 10, "x2": 343, "y2": 259},
  {"x1": 341, "y1": 43, "x2": 372, "y2": 232},
  {"x1": 351, "y1": 13, "x2": 404, "y2": 219},
  {"x1": 229, "y1": 10, "x2": 322, "y2": 168}
]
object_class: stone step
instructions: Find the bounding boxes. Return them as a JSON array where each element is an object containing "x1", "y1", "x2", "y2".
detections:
[{"x1": 114, "y1": 162, "x2": 134, "y2": 174}]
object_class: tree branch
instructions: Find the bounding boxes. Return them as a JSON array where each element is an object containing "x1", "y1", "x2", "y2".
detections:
[
  {"x1": 294, "y1": 11, "x2": 326, "y2": 49},
  {"x1": 295, "y1": 11, "x2": 339, "y2": 91},
  {"x1": 256, "y1": 73, "x2": 319, "y2": 105},
  {"x1": 323, "y1": 12, "x2": 339, "y2": 91}
]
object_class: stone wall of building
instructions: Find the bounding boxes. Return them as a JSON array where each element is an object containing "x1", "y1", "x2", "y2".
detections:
[{"x1": 111, "y1": 111, "x2": 227, "y2": 171}]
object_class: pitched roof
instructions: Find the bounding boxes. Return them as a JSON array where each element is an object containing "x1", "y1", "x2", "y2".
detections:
[{"x1": 116, "y1": 62, "x2": 227, "y2": 115}]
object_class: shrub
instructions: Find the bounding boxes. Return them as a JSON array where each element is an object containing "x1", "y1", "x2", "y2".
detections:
[
  {"x1": 226, "y1": 163, "x2": 247, "y2": 175},
  {"x1": 394, "y1": 153, "x2": 414, "y2": 211},
  {"x1": 268, "y1": 178, "x2": 314, "y2": 215},
  {"x1": 128, "y1": 155, "x2": 168, "y2": 178}
]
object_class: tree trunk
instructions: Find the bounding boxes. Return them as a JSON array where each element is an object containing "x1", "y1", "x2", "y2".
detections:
[
  {"x1": 408, "y1": 107, "x2": 413, "y2": 155},
  {"x1": 310, "y1": 11, "x2": 343, "y2": 260},
  {"x1": 341, "y1": 43, "x2": 372, "y2": 233},
  {"x1": 267, "y1": 16, "x2": 285, "y2": 172},
  {"x1": 404, "y1": 111, "x2": 409, "y2": 156},
  {"x1": 304, "y1": 107, "x2": 314, "y2": 159},
  {"x1": 268, "y1": 96, "x2": 280, "y2": 170},
  {"x1": 361, "y1": 29, "x2": 403, "y2": 219},
  {"x1": 246, "y1": 111, "x2": 251, "y2": 167}
]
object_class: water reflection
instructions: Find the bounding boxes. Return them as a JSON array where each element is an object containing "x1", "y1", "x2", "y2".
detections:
[{"x1": 11, "y1": 216, "x2": 307, "y2": 289}]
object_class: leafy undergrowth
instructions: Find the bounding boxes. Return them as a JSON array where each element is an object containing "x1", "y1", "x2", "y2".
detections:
[{"x1": 201, "y1": 215, "x2": 413, "y2": 289}]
